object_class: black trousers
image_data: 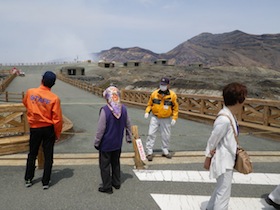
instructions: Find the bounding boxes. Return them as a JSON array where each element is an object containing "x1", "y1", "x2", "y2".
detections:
[
  {"x1": 24, "y1": 126, "x2": 55, "y2": 185},
  {"x1": 99, "y1": 149, "x2": 121, "y2": 189}
]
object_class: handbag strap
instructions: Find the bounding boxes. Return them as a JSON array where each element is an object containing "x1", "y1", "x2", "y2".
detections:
[{"x1": 217, "y1": 114, "x2": 240, "y2": 146}]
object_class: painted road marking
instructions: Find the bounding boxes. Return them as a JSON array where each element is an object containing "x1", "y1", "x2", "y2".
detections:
[
  {"x1": 151, "y1": 194, "x2": 275, "y2": 210},
  {"x1": 133, "y1": 169, "x2": 280, "y2": 185}
]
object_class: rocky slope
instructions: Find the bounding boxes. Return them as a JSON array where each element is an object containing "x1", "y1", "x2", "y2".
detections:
[{"x1": 92, "y1": 30, "x2": 280, "y2": 70}]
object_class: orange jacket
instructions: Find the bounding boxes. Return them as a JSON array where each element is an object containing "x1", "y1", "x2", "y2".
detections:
[{"x1": 23, "y1": 84, "x2": 63, "y2": 139}]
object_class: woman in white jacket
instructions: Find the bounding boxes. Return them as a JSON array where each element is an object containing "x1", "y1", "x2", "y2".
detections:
[{"x1": 205, "y1": 82, "x2": 247, "y2": 210}]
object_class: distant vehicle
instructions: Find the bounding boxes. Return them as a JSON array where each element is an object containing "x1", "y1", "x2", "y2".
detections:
[
  {"x1": 19, "y1": 70, "x2": 25, "y2": 76},
  {"x1": 10, "y1": 67, "x2": 25, "y2": 76}
]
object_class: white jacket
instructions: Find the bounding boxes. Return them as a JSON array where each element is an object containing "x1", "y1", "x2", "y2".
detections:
[{"x1": 205, "y1": 106, "x2": 238, "y2": 179}]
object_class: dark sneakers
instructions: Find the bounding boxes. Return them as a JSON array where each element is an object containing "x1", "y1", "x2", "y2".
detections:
[
  {"x1": 42, "y1": 180, "x2": 51, "y2": 190},
  {"x1": 265, "y1": 196, "x2": 280, "y2": 209},
  {"x1": 112, "y1": 185, "x2": 121, "y2": 190},
  {"x1": 162, "y1": 153, "x2": 172, "y2": 159},
  {"x1": 43, "y1": 185, "x2": 49, "y2": 190},
  {"x1": 25, "y1": 180, "x2": 32, "y2": 188},
  {"x1": 98, "y1": 187, "x2": 113, "y2": 194},
  {"x1": 147, "y1": 155, "x2": 153, "y2": 161}
]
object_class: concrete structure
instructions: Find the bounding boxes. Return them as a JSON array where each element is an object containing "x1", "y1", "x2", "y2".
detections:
[
  {"x1": 154, "y1": 59, "x2": 167, "y2": 65},
  {"x1": 123, "y1": 60, "x2": 141, "y2": 67},
  {"x1": 60, "y1": 66, "x2": 85, "y2": 76},
  {"x1": 188, "y1": 63, "x2": 203, "y2": 68},
  {"x1": 98, "y1": 60, "x2": 115, "y2": 68}
]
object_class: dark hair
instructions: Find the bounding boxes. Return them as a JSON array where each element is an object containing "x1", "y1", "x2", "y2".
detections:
[{"x1": 223, "y1": 82, "x2": 247, "y2": 106}]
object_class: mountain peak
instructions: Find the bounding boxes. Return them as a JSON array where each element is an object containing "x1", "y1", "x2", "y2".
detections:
[{"x1": 92, "y1": 30, "x2": 280, "y2": 70}]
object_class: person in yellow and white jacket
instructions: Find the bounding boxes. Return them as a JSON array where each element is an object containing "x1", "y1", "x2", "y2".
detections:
[{"x1": 144, "y1": 77, "x2": 178, "y2": 161}]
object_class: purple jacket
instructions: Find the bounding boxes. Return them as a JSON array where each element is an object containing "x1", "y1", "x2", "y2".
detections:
[{"x1": 94, "y1": 105, "x2": 132, "y2": 152}]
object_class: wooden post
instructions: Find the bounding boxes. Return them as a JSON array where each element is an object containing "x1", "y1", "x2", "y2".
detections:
[
  {"x1": 131, "y1": 125, "x2": 145, "y2": 169},
  {"x1": 37, "y1": 144, "x2": 44, "y2": 169},
  {"x1": 5, "y1": 91, "x2": 8, "y2": 102}
]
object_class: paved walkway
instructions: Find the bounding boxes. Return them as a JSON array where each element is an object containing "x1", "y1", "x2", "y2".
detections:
[{"x1": 1, "y1": 69, "x2": 280, "y2": 210}]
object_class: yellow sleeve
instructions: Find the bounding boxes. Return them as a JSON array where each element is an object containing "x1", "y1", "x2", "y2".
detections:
[
  {"x1": 172, "y1": 93, "x2": 179, "y2": 120},
  {"x1": 145, "y1": 91, "x2": 156, "y2": 113}
]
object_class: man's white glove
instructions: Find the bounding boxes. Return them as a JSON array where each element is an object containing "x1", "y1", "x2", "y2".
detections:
[
  {"x1": 171, "y1": 119, "x2": 176, "y2": 126},
  {"x1": 144, "y1": 113, "x2": 149, "y2": 119}
]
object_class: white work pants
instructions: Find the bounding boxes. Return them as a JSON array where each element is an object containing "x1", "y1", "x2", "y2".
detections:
[
  {"x1": 269, "y1": 184, "x2": 280, "y2": 205},
  {"x1": 146, "y1": 115, "x2": 171, "y2": 155},
  {"x1": 206, "y1": 169, "x2": 233, "y2": 210}
]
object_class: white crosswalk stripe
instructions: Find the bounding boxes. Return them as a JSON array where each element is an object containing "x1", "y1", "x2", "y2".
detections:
[
  {"x1": 151, "y1": 194, "x2": 275, "y2": 210},
  {"x1": 133, "y1": 169, "x2": 279, "y2": 185},
  {"x1": 133, "y1": 170, "x2": 279, "y2": 210}
]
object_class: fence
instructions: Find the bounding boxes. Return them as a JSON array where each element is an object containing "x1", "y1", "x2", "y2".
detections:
[
  {"x1": 121, "y1": 90, "x2": 280, "y2": 133},
  {"x1": 0, "y1": 91, "x2": 25, "y2": 102},
  {"x1": 56, "y1": 74, "x2": 104, "y2": 97},
  {"x1": 0, "y1": 73, "x2": 17, "y2": 92},
  {"x1": 0, "y1": 104, "x2": 29, "y2": 155},
  {"x1": 57, "y1": 74, "x2": 280, "y2": 134},
  {"x1": 0, "y1": 103, "x2": 73, "y2": 169}
]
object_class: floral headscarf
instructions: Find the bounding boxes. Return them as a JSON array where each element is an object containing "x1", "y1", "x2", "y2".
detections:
[{"x1": 103, "y1": 86, "x2": 122, "y2": 119}]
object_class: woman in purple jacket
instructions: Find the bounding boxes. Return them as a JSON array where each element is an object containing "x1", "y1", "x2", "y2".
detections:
[{"x1": 94, "y1": 86, "x2": 132, "y2": 194}]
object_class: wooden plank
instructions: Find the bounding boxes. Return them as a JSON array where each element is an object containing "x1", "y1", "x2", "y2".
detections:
[
  {"x1": 0, "y1": 104, "x2": 26, "y2": 112},
  {"x1": 0, "y1": 135, "x2": 29, "y2": 145},
  {"x1": 0, "y1": 112, "x2": 23, "y2": 126},
  {"x1": 131, "y1": 125, "x2": 145, "y2": 169}
]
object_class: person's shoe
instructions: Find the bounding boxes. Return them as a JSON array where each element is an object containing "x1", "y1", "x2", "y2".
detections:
[
  {"x1": 43, "y1": 185, "x2": 49, "y2": 190},
  {"x1": 112, "y1": 184, "x2": 121, "y2": 190},
  {"x1": 25, "y1": 180, "x2": 32, "y2": 188},
  {"x1": 42, "y1": 180, "x2": 51, "y2": 190},
  {"x1": 162, "y1": 153, "x2": 172, "y2": 159},
  {"x1": 147, "y1": 155, "x2": 153, "y2": 161},
  {"x1": 98, "y1": 187, "x2": 113, "y2": 194},
  {"x1": 265, "y1": 195, "x2": 280, "y2": 209}
]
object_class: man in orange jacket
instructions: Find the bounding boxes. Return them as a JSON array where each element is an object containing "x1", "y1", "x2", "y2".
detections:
[{"x1": 23, "y1": 71, "x2": 62, "y2": 190}]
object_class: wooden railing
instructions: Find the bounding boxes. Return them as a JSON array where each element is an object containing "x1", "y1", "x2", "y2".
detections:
[
  {"x1": 0, "y1": 91, "x2": 25, "y2": 102},
  {"x1": 0, "y1": 104, "x2": 29, "y2": 155},
  {"x1": 0, "y1": 73, "x2": 17, "y2": 92},
  {"x1": 0, "y1": 104, "x2": 29, "y2": 137},
  {"x1": 56, "y1": 74, "x2": 104, "y2": 97},
  {"x1": 121, "y1": 90, "x2": 280, "y2": 133},
  {"x1": 57, "y1": 73, "x2": 280, "y2": 133},
  {"x1": 0, "y1": 103, "x2": 73, "y2": 165}
]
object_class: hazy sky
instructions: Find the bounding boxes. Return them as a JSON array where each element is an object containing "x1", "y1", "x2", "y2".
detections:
[{"x1": 1, "y1": 0, "x2": 279, "y2": 63}]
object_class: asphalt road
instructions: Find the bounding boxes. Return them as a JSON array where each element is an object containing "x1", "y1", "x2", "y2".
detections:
[
  {"x1": 1, "y1": 67, "x2": 280, "y2": 210},
  {"x1": 4, "y1": 67, "x2": 280, "y2": 154}
]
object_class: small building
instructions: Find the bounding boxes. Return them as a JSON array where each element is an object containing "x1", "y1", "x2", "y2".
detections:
[
  {"x1": 123, "y1": 60, "x2": 141, "y2": 67},
  {"x1": 98, "y1": 60, "x2": 115, "y2": 68},
  {"x1": 60, "y1": 66, "x2": 85, "y2": 76},
  {"x1": 188, "y1": 63, "x2": 203, "y2": 68},
  {"x1": 154, "y1": 59, "x2": 167, "y2": 65}
]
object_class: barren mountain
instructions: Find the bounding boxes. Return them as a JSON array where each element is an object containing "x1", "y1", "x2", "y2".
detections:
[
  {"x1": 92, "y1": 30, "x2": 280, "y2": 70},
  {"x1": 73, "y1": 30, "x2": 280, "y2": 100}
]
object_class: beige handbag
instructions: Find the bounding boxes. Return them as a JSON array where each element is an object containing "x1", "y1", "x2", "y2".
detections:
[{"x1": 218, "y1": 114, "x2": 253, "y2": 174}]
